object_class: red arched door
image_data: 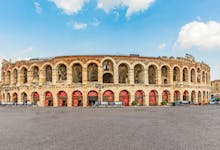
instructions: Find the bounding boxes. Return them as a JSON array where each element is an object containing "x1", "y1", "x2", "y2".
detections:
[
  {"x1": 174, "y1": 91, "x2": 180, "y2": 101},
  {"x1": 103, "y1": 90, "x2": 114, "y2": 102},
  {"x1": 72, "y1": 91, "x2": 83, "y2": 107},
  {"x1": 135, "y1": 90, "x2": 144, "y2": 106},
  {"x1": 162, "y1": 91, "x2": 169, "y2": 103},
  {"x1": 183, "y1": 91, "x2": 189, "y2": 100},
  {"x1": 88, "y1": 91, "x2": 98, "y2": 106},
  {"x1": 149, "y1": 90, "x2": 157, "y2": 106},
  {"x1": 32, "y1": 92, "x2": 39, "y2": 105},
  {"x1": 45, "y1": 92, "x2": 53, "y2": 106},
  {"x1": 58, "y1": 91, "x2": 68, "y2": 107},
  {"x1": 119, "y1": 90, "x2": 129, "y2": 106}
]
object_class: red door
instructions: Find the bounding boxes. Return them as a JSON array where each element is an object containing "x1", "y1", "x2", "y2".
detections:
[
  {"x1": 33, "y1": 92, "x2": 39, "y2": 105},
  {"x1": 149, "y1": 91, "x2": 157, "y2": 106},
  {"x1": 119, "y1": 90, "x2": 129, "y2": 106},
  {"x1": 45, "y1": 92, "x2": 53, "y2": 107},
  {"x1": 72, "y1": 91, "x2": 83, "y2": 107},
  {"x1": 58, "y1": 91, "x2": 67, "y2": 107},
  {"x1": 135, "y1": 90, "x2": 144, "y2": 106},
  {"x1": 103, "y1": 90, "x2": 114, "y2": 102},
  {"x1": 162, "y1": 91, "x2": 169, "y2": 102}
]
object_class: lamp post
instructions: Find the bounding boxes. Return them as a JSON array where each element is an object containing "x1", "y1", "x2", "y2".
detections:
[{"x1": 95, "y1": 83, "x2": 104, "y2": 104}]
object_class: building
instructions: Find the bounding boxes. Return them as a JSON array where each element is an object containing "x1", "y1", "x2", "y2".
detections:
[
  {"x1": 0, "y1": 55, "x2": 211, "y2": 107},
  {"x1": 211, "y1": 80, "x2": 220, "y2": 99}
]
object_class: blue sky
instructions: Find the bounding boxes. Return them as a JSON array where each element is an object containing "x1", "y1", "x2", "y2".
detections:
[{"x1": 0, "y1": 0, "x2": 220, "y2": 80}]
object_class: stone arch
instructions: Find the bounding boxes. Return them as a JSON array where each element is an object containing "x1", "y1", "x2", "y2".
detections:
[
  {"x1": 197, "y1": 68, "x2": 201, "y2": 84},
  {"x1": 182, "y1": 67, "x2": 189, "y2": 82},
  {"x1": 87, "y1": 63, "x2": 98, "y2": 82},
  {"x1": 6, "y1": 70, "x2": 11, "y2": 85},
  {"x1": 102, "y1": 59, "x2": 114, "y2": 72},
  {"x1": 119, "y1": 90, "x2": 130, "y2": 106},
  {"x1": 135, "y1": 90, "x2": 145, "y2": 106},
  {"x1": 103, "y1": 73, "x2": 114, "y2": 83},
  {"x1": 161, "y1": 65, "x2": 170, "y2": 84},
  {"x1": 7, "y1": 93, "x2": 11, "y2": 102},
  {"x1": 203, "y1": 91, "x2": 206, "y2": 103},
  {"x1": 12, "y1": 92, "x2": 18, "y2": 103},
  {"x1": 118, "y1": 63, "x2": 129, "y2": 84},
  {"x1": 173, "y1": 66, "x2": 180, "y2": 82},
  {"x1": 191, "y1": 91, "x2": 196, "y2": 103},
  {"x1": 162, "y1": 90, "x2": 170, "y2": 103},
  {"x1": 31, "y1": 66, "x2": 39, "y2": 83},
  {"x1": 45, "y1": 65, "x2": 53, "y2": 82},
  {"x1": 205, "y1": 72, "x2": 208, "y2": 84},
  {"x1": 72, "y1": 63, "x2": 82, "y2": 83},
  {"x1": 32, "y1": 92, "x2": 39, "y2": 105},
  {"x1": 103, "y1": 90, "x2": 114, "y2": 102},
  {"x1": 57, "y1": 64, "x2": 67, "y2": 81},
  {"x1": 20, "y1": 67, "x2": 28, "y2": 84},
  {"x1": 174, "y1": 90, "x2": 181, "y2": 101},
  {"x1": 72, "y1": 90, "x2": 83, "y2": 107},
  {"x1": 21, "y1": 92, "x2": 28, "y2": 104},
  {"x1": 148, "y1": 65, "x2": 158, "y2": 84},
  {"x1": 87, "y1": 90, "x2": 98, "y2": 106},
  {"x1": 190, "y1": 68, "x2": 196, "y2": 83},
  {"x1": 198, "y1": 91, "x2": 202, "y2": 104},
  {"x1": 12, "y1": 68, "x2": 18, "y2": 85},
  {"x1": 149, "y1": 90, "x2": 158, "y2": 106},
  {"x1": 183, "y1": 90, "x2": 189, "y2": 101},
  {"x1": 202, "y1": 71, "x2": 205, "y2": 83},
  {"x1": 57, "y1": 91, "x2": 68, "y2": 107},
  {"x1": 45, "y1": 91, "x2": 53, "y2": 106},
  {"x1": 2, "y1": 72, "x2": 5, "y2": 84},
  {"x1": 134, "y1": 64, "x2": 145, "y2": 84}
]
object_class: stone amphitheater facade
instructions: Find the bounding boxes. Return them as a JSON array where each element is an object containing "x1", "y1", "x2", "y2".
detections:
[{"x1": 0, "y1": 55, "x2": 211, "y2": 107}]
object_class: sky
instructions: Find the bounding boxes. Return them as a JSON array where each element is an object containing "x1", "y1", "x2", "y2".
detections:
[{"x1": 0, "y1": 0, "x2": 220, "y2": 80}]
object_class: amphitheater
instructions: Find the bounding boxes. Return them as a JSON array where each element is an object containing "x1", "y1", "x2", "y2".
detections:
[{"x1": 0, "y1": 55, "x2": 211, "y2": 107}]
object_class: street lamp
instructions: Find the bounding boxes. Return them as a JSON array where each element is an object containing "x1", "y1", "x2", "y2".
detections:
[{"x1": 95, "y1": 83, "x2": 104, "y2": 104}]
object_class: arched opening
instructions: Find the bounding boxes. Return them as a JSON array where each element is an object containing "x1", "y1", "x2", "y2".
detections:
[
  {"x1": 45, "y1": 65, "x2": 52, "y2": 82},
  {"x1": 149, "y1": 90, "x2": 158, "y2": 106},
  {"x1": 7, "y1": 93, "x2": 11, "y2": 102},
  {"x1": 72, "y1": 63, "x2": 82, "y2": 83},
  {"x1": 87, "y1": 63, "x2": 98, "y2": 82},
  {"x1": 173, "y1": 67, "x2": 180, "y2": 82},
  {"x1": 161, "y1": 66, "x2": 170, "y2": 84},
  {"x1": 7, "y1": 71, "x2": 11, "y2": 85},
  {"x1": 21, "y1": 67, "x2": 28, "y2": 84},
  {"x1": 103, "y1": 73, "x2": 114, "y2": 83},
  {"x1": 21, "y1": 92, "x2": 28, "y2": 104},
  {"x1": 191, "y1": 69, "x2": 196, "y2": 83},
  {"x1": 148, "y1": 65, "x2": 157, "y2": 84},
  {"x1": 45, "y1": 91, "x2": 53, "y2": 106},
  {"x1": 57, "y1": 91, "x2": 68, "y2": 107},
  {"x1": 12, "y1": 93, "x2": 18, "y2": 104},
  {"x1": 202, "y1": 71, "x2": 205, "y2": 83},
  {"x1": 2, "y1": 72, "x2": 5, "y2": 84},
  {"x1": 174, "y1": 90, "x2": 180, "y2": 101},
  {"x1": 162, "y1": 90, "x2": 170, "y2": 103},
  {"x1": 134, "y1": 64, "x2": 144, "y2": 84},
  {"x1": 72, "y1": 91, "x2": 83, "y2": 107},
  {"x1": 197, "y1": 68, "x2": 201, "y2": 84},
  {"x1": 119, "y1": 90, "x2": 130, "y2": 106},
  {"x1": 191, "y1": 91, "x2": 196, "y2": 103},
  {"x1": 203, "y1": 91, "x2": 206, "y2": 104},
  {"x1": 103, "y1": 90, "x2": 114, "y2": 102},
  {"x1": 102, "y1": 60, "x2": 114, "y2": 72},
  {"x1": 32, "y1": 92, "x2": 39, "y2": 105},
  {"x1": 57, "y1": 64, "x2": 67, "y2": 81},
  {"x1": 198, "y1": 91, "x2": 202, "y2": 104},
  {"x1": 183, "y1": 68, "x2": 188, "y2": 82},
  {"x1": 32, "y1": 66, "x2": 39, "y2": 83},
  {"x1": 135, "y1": 90, "x2": 145, "y2": 106},
  {"x1": 87, "y1": 91, "x2": 98, "y2": 106},
  {"x1": 13, "y1": 69, "x2": 18, "y2": 85},
  {"x1": 183, "y1": 91, "x2": 189, "y2": 101},
  {"x1": 119, "y1": 63, "x2": 129, "y2": 84}
]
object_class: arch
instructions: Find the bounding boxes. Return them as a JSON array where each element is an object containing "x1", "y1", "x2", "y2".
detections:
[
  {"x1": 198, "y1": 91, "x2": 202, "y2": 104},
  {"x1": 12, "y1": 93, "x2": 18, "y2": 103},
  {"x1": 148, "y1": 65, "x2": 157, "y2": 84},
  {"x1": 134, "y1": 64, "x2": 145, "y2": 84},
  {"x1": 119, "y1": 90, "x2": 130, "y2": 106},
  {"x1": 183, "y1": 68, "x2": 189, "y2": 82},
  {"x1": 203, "y1": 91, "x2": 206, "y2": 103},
  {"x1": 191, "y1": 91, "x2": 196, "y2": 103},
  {"x1": 149, "y1": 90, "x2": 158, "y2": 106},
  {"x1": 202, "y1": 71, "x2": 205, "y2": 83},
  {"x1": 72, "y1": 63, "x2": 82, "y2": 83},
  {"x1": 7, "y1": 93, "x2": 11, "y2": 102},
  {"x1": 103, "y1": 73, "x2": 114, "y2": 83},
  {"x1": 162, "y1": 90, "x2": 170, "y2": 103},
  {"x1": 190, "y1": 69, "x2": 196, "y2": 83},
  {"x1": 87, "y1": 63, "x2": 98, "y2": 82},
  {"x1": 45, "y1": 91, "x2": 53, "y2": 106},
  {"x1": 197, "y1": 68, "x2": 201, "y2": 83},
  {"x1": 206, "y1": 72, "x2": 208, "y2": 84},
  {"x1": 12, "y1": 69, "x2": 18, "y2": 84},
  {"x1": 135, "y1": 90, "x2": 145, "y2": 106},
  {"x1": 87, "y1": 90, "x2": 98, "y2": 106},
  {"x1": 183, "y1": 90, "x2": 189, "y2": 101},
  {"x1": 32, "y1": 92, "x2": 39, "y2": 105},
  {"x1": 173, "y1": 66, "x2": 180, "y2": 82},
  {"x1": 45, "y1": 65, "x2": 52, "y2": 82},
  {"x1": 103, "y1": 90, "x2": 114, "y2": 102},
  {"x1": 57, "y1": 91, "x2": 68, "y2": 107},
  {"x1": 6, "y1": 71, "x2": 11, "y2": 85},
  {"x1": 20, "y1": 67, "x2": 28, "y2": 84},
  {"x1": 72, "y1": 91, "x2": 83, "y2": 107},
  {"x1": 102, "y1": 59, "x2": 114, "y2": 72},
  {"x1": 161, "y1": 65, "x2": 170, "y2": 84},
  {"x1": 174, "y1": 90, "x2": 181, "y2": 101},
  {"x1": 31, "y1": 66, "x2": 39, "y2": 83},
  {"x1": 21, "y1": 92, "x2": 28, "y2": 104},
  {"x1": 57, "y1": 64, "x2": 67, "y2": 81},
  {"x1": 118, "y1": 63, "x2": 129, "y2": 84}
]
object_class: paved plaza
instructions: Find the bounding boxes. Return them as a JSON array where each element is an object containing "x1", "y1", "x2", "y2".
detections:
[{"x1": 0, "y1": 105, "x2": 220, "y2": 150}]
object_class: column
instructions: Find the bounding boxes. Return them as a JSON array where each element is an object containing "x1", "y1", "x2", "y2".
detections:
[
  {"x1": 98, "y1": 65, "x2": 102, "y2": 83},
  {"x1": 82, "y1": 65, "x2": 87, "y2": 84},
  {"x1": 157, "y1": 69, "x2": 161, "y2": 85},
  {"x1": 145, "y1": 69, "x2": 148, "y2": 85},
  {"x1": 67, "y1": 67, "x2": 72, "y2": 85},
  {"x1": 130, "y1": 68, "x2": 134, "y2": 85}
]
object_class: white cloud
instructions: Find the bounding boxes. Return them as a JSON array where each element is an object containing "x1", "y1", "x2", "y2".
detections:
[
  {"x1": 49, "y1": 0, "x2": 87, "y2": 15},
  {"x1": 97, "y1": 0, "x2": 155, "y2": 17},
  {"x1": 159, "y1": 43, "x2": 166, "y2": 49},
  {"x1": 73, "y1": 22, "x2": 87, "y2": 30},
  {"x1": 175, "y1": 21, "x2": 220, "y2": 50},
  {"x1": 91, "y1": 18, "x2": 101, "y2": 27},
  {"x1": 34, "y1": 2, "x2": 42, "y2": 14}
]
